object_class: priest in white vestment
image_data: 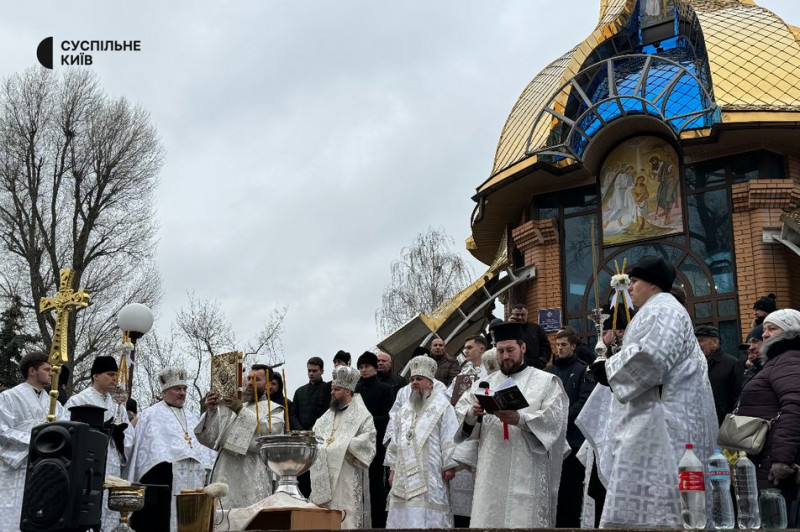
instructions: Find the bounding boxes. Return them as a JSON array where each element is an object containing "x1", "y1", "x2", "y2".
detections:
[
  {"x1": 310, "y1": 366, "x2": 376, "y2": 529},
  {"x1": 64, "y1": 356, "x2": 135, "y2": 531},
  {"x1": 586, "y1": 256, "x2": 718, "y2": 528},
  {"x1": 0, "y1": 352, "x2": 65, "y2": 532},
  {"x1": 386, "y1": 355, "x2": 458, "y2": 528},
  {"x1": 128, "y1": 366, "x2": 214, "y2": 532},
  {"x1": 456, "y1": 321, "x2": 569, "y2": 529},
  {"x1": 446, "y1": 335, "x2": 487, "y2": 527},
  {"x1": 195, "y1": 363, "x2": 284, "y2": 508},
  {"x1": 385, "y1": 376, "x2": 447, "y2": 446}
]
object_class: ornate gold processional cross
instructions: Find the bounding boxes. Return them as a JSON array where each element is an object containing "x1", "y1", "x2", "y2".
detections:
[{"x1": 39, "y1": 269, "x2": 90, "y2": 422}]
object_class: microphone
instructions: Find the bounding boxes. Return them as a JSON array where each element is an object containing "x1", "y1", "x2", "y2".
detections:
[{"x1": 478, "y1": 381, "x2": 489, "y2": 392}]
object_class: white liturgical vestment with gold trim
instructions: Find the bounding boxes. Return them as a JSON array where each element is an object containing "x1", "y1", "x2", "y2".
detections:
[
  {"x1": 195, "y1": 398, "x2": 284, "y2": 509},
  {"x1": 310, "y1": 394, "x2": 376, "y2": 529},
  {"x1": 385, "y1": 387, "x2": 458, "y2": 529},
  {"x1": 128, "y1": 400, "x2": 214, "y2": 531}
]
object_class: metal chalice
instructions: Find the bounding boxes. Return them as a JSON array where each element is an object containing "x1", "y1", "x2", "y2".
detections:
[
  {"x1": 257, "y1": 431, "x2": 319, "y2": 501},
  {"x1": 107, "y1": 485, "x2": 146, "y2": 532}
]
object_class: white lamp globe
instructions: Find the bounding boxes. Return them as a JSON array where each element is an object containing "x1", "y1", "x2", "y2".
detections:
[{"x1": 117, "y1": 303, "x2": 154, "y2": 334}]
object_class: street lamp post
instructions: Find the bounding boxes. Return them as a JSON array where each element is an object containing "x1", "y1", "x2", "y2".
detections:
[{"x1": 117, "y1": 303, "x2": 154, "y2": 396}]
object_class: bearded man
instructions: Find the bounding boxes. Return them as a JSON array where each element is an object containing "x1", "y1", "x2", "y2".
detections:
[
  {"x1": 64, "y1": 356, "x2": 134, "y2": 530},
  {"x1": 0, "y1": 352, "x2": 65, "y2": 532},
  {"x1": 456, "y1": 321, "x2": 568, "y2": 528},
  {"x1": 196, "y1": 364, "x2": 284, "y2": 508},
  {"x1": 310, "y1": 366, "x2": 376, "y2": 528},
  {"x1": 385, "y1": 355, "x2": 458, "y2": 528}
]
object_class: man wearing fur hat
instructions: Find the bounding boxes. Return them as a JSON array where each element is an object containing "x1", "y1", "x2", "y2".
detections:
[
  {"x1": 196, "y1": 364, "x2": 284, "y2": 509},
  {"x1": 385, "y1": 355, "x2": 459, "y2": 528},
  {"x1": 456, "y1": 321, "x2": 568, "y2": 528},
  {"x1": 355, "y1": 351, "x2": 393, "y2": 528},
  {"x1": 129, "y1": 366, "x2": 214, "y2": 532},
  {"x1": 310, "y1": 366, "x2": 376, "y2": 529},
  {"x1": 587, "y1": 256, "x2": 718, "y2": 528},
  {"x1": 64, "y1": 356, "x2": 134, "y2": 531}
]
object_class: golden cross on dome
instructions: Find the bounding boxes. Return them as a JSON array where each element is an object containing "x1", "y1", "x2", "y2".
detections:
[{"x1": 39, "y1": 268, "x2": 90, "y2": 421}]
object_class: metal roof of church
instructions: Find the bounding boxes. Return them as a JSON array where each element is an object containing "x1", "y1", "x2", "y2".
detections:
[{"x1": 486, "y1": 0, "x2": 800, "y2": 187}]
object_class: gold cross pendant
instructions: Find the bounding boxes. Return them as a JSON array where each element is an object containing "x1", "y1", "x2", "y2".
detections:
[{"x1": 184, "y1": 431, "x2": 193, "y2": 448}]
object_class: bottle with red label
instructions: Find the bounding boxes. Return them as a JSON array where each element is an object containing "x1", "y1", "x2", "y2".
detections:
[
  {"x1": 707, "y1": 448, "x2": 735, "y2": 529},
  {"x1": 679, "y1": 443, "x2": 707, "y2": 529}
]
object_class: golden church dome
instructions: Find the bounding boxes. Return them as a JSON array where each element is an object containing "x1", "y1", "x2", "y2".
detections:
[{"x1": 468, "y1": 0, "x2": 800, "y2": 264}]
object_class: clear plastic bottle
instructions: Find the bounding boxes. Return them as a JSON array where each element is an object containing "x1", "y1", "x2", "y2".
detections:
[
  {"x1": 759, "y1": 489, "x2": 788, "y2": 529},
  {"x1": 707, "y1": 448, "x2": 735, "y2": 529},
  {"x1": 679, "y1": 443, "x2": 707, "y2": 529},
  {"x1": 733, "y1": 452, "x2": 761, "y2": 529}
]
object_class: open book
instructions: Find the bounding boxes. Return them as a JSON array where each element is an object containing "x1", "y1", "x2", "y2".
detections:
[{"x1": 474, "y1": 377, "x2": 529, "y2": 414}]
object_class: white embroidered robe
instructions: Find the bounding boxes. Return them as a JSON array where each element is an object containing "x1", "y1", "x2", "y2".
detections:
[
  {"x1": 456, "y1": 366, "x2": 568, "y2": 528},
  {"x1": 385, "y1": 388, "x2": 458, "y2": 528},
  {"x1": 128, "y1": 401, "x2": 215, "y2": 531},
  {"x1": 64, "y1": 386, "x2": 135, "y2": 531},
  {"x1": 0, "y1": 383, "x2": 64, "y2": 532},
  {"x1": 447, "y1": 363, "x2": 486, "y2": 517},
  {"x1": 310, "y1": 394, "x2": 376, "y2": 529},
  {"x1": 195, "y1": 399, "x2": 284, "y2": 509},
  {"x1": 578, "y1": 291, "x2": 718, "y2": 528},
  {"x1": 385, "y1": 379, "x2": 446, "y2": 445}
]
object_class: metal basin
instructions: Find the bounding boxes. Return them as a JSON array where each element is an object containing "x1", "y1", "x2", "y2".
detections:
[{"x1": 257, "y1": 431, "x2": 318, "y2": 501}]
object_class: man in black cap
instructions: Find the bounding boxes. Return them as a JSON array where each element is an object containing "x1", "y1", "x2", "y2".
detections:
[
  {"x1": 456, "y1": 321, "x2": 568, "y2": 528},
  {"x1": 355, "y1": 351, "x2": 393, "y2": 527},
  {"x1": 333, "y1": 350, "x2": 351, "y2": 367},
  {"x1": 752, "y1": 294, "x2": 777, "y2": 326},
  {"x1": 741, "y1": 324, "x2": 764, "y2": 387},
  {"x1": 694, "y1": 324, "x2": 743, "y2": 425},
  {"x1": 586, "y1": 256, "x2": 718, "y2": 528},
  {"x1": 64, "y1": 356, "x2": 133, "y2": 531}
]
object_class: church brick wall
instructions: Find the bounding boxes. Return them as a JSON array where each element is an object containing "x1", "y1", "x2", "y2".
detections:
[
  {"x1": 731, "y1": 177, "x2": 800, "y2": 339},
  {"x1": 510, "y1": 219, "x2": 560, "y2": 353}
]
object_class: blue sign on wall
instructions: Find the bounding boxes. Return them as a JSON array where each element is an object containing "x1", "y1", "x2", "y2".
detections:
[{"x1": 538, "y1": 308, "x2": 562, "y2": 332}]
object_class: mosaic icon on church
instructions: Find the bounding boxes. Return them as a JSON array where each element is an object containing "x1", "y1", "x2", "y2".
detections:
[{"x1": 600, "y1": 136, "x2": 682, "y2": 247}]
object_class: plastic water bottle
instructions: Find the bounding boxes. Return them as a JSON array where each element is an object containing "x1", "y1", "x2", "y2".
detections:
[
  {"x1": 707, "y1": 448, "x2": 735, "y2": 529},
  {"x1": 679, "y1": 443, "x2": 707, "y2": 529},
  {"x1": 733, "y1": 452, "x2": 761, "y2": 529}
]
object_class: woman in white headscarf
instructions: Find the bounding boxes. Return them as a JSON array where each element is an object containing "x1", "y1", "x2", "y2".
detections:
[{"x1": 737, "y1": 308, "x2": 800, "y2": 526}]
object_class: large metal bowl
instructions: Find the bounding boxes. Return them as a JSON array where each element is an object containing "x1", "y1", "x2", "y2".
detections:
[{"x1": 257, "y1": 431, "x2": 319, "y2": 501}]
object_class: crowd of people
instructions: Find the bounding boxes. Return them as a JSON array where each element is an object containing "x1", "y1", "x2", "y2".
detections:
[{"x1": 1, "y1": 256, "x2": 799, "y2": 530}]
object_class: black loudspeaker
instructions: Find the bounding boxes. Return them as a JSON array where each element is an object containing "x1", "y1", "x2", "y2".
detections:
[{"x1": 20, "y1": 421, "x2": 108, "y2": 532}]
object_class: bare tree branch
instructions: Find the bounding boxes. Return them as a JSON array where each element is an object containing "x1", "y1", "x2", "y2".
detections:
[{"x1": 376, "y1": 226, "x2": 474, "y2": 335}]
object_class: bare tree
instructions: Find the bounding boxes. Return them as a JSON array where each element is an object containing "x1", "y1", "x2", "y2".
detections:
[
  {"x1": 376, "y1": 226, "x2": 475, "y2": 335},
  {"x1": 135, "y1": 292, "x2": 288, "y2": 413},
  {"x1": 0, "y1": 67, "x2": 164, "y2": 390}
]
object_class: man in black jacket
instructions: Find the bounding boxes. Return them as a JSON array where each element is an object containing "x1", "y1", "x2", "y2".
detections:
[
  {"x1": 355, "y1": 351, "x2": 394, "y2": 528},
  {"x1": 290, "y1": 356, "x2": 332, "y2": 496},
  {"x1": 509, "y1": 303, "x2": 552, "y2": 369},
  {"x1": 694, "y1": 324, "x2": 744, "y2": 425},
  {"x1": 546, "y1": 328, "x2": 595, "y2": 528},
  {"x1": 376, "y1": 351, "x2": 407, "y2": 402}
]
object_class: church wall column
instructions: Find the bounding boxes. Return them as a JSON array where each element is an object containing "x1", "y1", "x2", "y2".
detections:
[
  {"x1": 510, "y1": 219, "x2": 561, "y2": 349},
  {"x1": 731, "y1": 179, "x2": 800, "y2": 338}
]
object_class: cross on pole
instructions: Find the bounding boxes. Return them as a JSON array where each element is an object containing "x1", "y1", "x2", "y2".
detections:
[{"x1": 39, "y1": 268, "x2": 90, "y2": 421}]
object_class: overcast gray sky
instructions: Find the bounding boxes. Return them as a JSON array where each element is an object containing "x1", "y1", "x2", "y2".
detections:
[{"x1": 2, "y1": 0, "x2": 798, "y2": 395}]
